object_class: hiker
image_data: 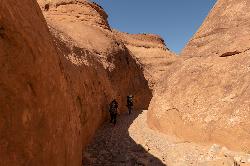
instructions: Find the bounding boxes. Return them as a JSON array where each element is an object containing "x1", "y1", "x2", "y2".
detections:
[
  {"x1": 44, "y1": 4, "x2": 49, "y2": 11},
  {"x1": 126, "y1": 95, "x2": 133, "y2": 115},
  {"x1": 109, "y1": 99, "x2": 118, "y2": 125}
]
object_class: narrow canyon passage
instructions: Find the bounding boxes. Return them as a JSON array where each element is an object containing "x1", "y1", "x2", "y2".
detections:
[
  {"x1": 83, "y1": 110, "x2": 165, "y2": 166},
  {"x1": 2, "y1": 0, "x2": 250, "y2": 165}
]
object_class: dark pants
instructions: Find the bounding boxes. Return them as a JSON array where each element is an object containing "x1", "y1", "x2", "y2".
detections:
[
  {"x1": 110, "y1": 113, "x2": 117, "y2": 125},
  {"x1": 127, "y1": 106, "x2": 132, "y2": 114}
]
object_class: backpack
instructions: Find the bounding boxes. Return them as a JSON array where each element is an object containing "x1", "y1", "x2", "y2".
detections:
[
  {"x1": 127, "y1": 97, "x2": 133, "y2": 107},
  {"x1": 109, "y1": 100, "x2": 118, "y2": 114}
]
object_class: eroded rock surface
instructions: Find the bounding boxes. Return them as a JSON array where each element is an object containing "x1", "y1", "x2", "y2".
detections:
[
  {"x1": 182, "y1": 0, "x2": 250, "y2": 58},
  {"x1": 114, "y1": 31, "x2": 176, "y2": 89},
  {"x1": 148, "y1": 0, "x2": 250, "y2": 153}
]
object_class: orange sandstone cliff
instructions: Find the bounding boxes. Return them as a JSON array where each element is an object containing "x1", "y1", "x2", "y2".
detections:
[
  {"x1": 148, "y1": 0, "x2": 250, "y2": 152},
  {"x1": 182, "y1": 0, "x2": 250, "y2": 58}
]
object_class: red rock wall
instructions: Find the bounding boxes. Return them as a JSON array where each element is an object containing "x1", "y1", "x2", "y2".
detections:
[{"x1": 0, "y1": 0, "x2": 81, "y2": 165}]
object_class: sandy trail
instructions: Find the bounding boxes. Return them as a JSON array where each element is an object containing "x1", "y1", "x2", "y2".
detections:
[{"x1": 83, "y1": 110, "x2": 250, "y2": 166}]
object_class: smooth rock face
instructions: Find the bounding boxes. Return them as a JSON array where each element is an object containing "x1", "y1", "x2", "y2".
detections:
[
  {"x1": 181, "y1": 0, "x2": 250, "y2": 58},
  {"x1": 0, "y1": 0, "x2": 81, "y2": 165},
  {"x1": 114, "y1": 31, "x2": 176, "y2": 89},
  {"x1": 148, "y1": 0, "x2": 250, "y2": 152},
  {"x1": 37, "y1": 0, "x2": 152, "y2": 158}
]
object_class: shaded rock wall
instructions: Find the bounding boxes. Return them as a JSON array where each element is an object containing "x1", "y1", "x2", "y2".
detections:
[
  {"x1": 0, "y1": 0, "x2": 81, "y2": 165},
  {"x1": 37, "y1": 0, "x2": 152, "y2": 145},
  {"x1": 51, "y1": 25, "x2": 151, "y2": 150},
  {"x1": 148, "y1": 0, "x2": 250, "y2": 152}
]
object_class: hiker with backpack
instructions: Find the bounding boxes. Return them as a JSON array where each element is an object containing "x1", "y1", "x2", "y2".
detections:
[
  {"x1": 109, "y1": 99, "x2": 118, "y2": 125},
  {"x1": 126, "y1": 95, "x2": 133, "y2": 115}
]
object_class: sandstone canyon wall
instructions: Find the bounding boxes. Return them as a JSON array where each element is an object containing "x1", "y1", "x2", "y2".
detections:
[
  {"x1": 0, "y1": 0, "x2": 81, "y2": 165},
  {"x1": 148, "y1": 0, "x2": 250, "y2": 152},
  {"x1": 0, "y1": 0, "x2": 152, "y2": 165},
  {"x1": 37, "y1": 0, "x2": 152, "y2": 151}
]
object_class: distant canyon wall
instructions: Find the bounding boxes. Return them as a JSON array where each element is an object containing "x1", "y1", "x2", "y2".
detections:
[{"x1": 114, "y1": 31, "x2": 176, "y2": 89}]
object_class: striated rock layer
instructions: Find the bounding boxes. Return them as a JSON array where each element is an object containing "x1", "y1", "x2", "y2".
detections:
[
  {"x1": 1, "y1": 0, "x2": 152, "y2": 165},
  {"x1": 148, "y1": 0, "x2": 250, "y2": 152},
  {"x1": 114, "y1": 31, "x2": 176, "y2": 89}
]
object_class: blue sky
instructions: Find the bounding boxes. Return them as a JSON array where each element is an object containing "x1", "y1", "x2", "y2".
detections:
[{"x1": 92, "y1": 0, "x2": 216, "y2": 53}]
